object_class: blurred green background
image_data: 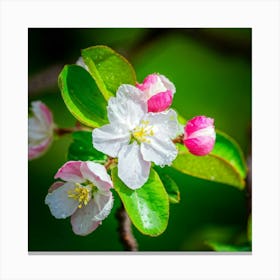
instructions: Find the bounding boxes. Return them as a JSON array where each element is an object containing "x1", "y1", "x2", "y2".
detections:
[{"x1": 28, "y1": 28, "x2": 251, "y2": 251}]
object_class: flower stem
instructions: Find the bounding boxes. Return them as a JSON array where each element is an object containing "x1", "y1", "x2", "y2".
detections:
[
  {"x1": 173, "y1": 134, "x2": 184, "y2": 144},
  {"x1": 54, "y1": 122, "x2": 92, "y2": 137},
  {"x1": 116, "y1": 204, "x2": 138, "y2": 251}
]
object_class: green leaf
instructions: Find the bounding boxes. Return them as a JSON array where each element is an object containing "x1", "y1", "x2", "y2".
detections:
[
  {"x1": 154, "y1": 167, "x2": 180, "y2": 203},
  {"x1": 213, "y1": 130, "x2": 247, "y2": 179},
  {"x1": 82, "y1": 45, "x2": 137, "y2": 100},
  {"x1": 206, "y1": 241, "x2": 251, "y2": 252},
  {"x1": 58, "y1": 65, "x2": 108, "y2": 128},
  {"x1": 172, "y1": 130, "x2": 247, "y2": 189},
  {"x1": 112, "y1": 168, "x2": 169, "y2": 236},
  {"x1": 67, "y1": 131, "x2": 107, "y2": 163}
]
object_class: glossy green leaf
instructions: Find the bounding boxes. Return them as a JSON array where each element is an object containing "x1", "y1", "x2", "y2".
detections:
[
  {"x1": 58, "y1": 65, "x2": 108, "y2": 128},
  {"x1": 172, "y1": 134, "x2": 246, "y2": 189},
  {"x1": 206, "y1": 241, "x2": 251, "y2": 252},
  {"x1": 82, "y1": 45, "x2": 137, "y2": 100},
  {"x1": 67, "y1": 131, "x2": 107, "y2": 163},
  {"x1": 154, "y1": 167, "x2": 180, "y2": 203},
  {"x1": 112, "y1": 168, "x2": 169, "y2": 236},
  {"x1": 213, "y1": 130, "x2": 247, "y2": 179}
]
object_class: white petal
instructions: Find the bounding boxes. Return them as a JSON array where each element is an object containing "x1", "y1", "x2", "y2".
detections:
[
  {"x1": 116, "y1": 84, "x2": 147, "y2": 103},
  {"x1": 91, "y1": 191, "x2": 114, "y2": 221},
  {"x1": 118, "y1": 142, "x2": 151, "y2": 189},
  {"x1": 70, "y1": 200, "x2": 101, "y2": 236},
  {"x1": 108, "y1": 85, "x2": 147, "y2": 130},
  {"x1": 76, "y1": 56, "x2": 89, "y2": 71},
  {"x1": 144, "y1": 109, "x2": 179, "y2": 139},
  {"x1": 80, "y1": 162, "x2": 113, "y2": 191},
  {"x1": 45, "y1": 182, "x2": 79, "y2": 219},
  {"x1": 70, "y1": 192, "x2": 113, "y2": 236},
  {"x1": 31, "y1": 101, "x2": 53, "y2": 131},
  {"x1": 28, "y1": 117, "x2": 47, "y2": 144},
  {"x1": 141, "y1": 136, "x2": 178, "y2": 166},
  {"x1": 92, "y1": 124, "x2": 130, "y2": 157},
  {"x1": 159, "y1": 74, "x2": 176, "y2": 95}
]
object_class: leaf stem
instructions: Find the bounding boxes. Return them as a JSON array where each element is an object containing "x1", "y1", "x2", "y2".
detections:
[{"x1": 116, "y1": 204, "x2": 138, "y2": 251}]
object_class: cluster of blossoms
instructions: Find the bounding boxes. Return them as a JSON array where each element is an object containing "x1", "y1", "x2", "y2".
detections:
[{"x1": 28, "y1": 73, "x2": 216, "y2": 235}]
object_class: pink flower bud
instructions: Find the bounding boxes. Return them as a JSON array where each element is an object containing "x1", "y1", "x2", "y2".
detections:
[
  {"x1": 28, "y1": 101, "x2": 54, "y2": 160},
  {"x1": 183, "y1": 116, "x2": 216, "y2": 156},
  {"x1": 136, "y1": 73, "x2": 175, "y2": 112}
]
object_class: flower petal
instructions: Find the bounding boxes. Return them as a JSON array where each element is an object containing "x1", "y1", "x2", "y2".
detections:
[
  {"x1": 54, "y1": 161, "x2": 85, "y2": 183},
  {"x1": 45, "y1": 182, "x2": 79, "y2": 219},
  {"x1": 70, "y1": 192, "x2": 113, "y2": 236},
  {"x1": 28, "y1": 117, "x2": 49, "y2": 144},
  {"x1": 147, "y1": 90, "x2": 173, "y2": 112},
  {"x1": 141, "y1": 136, "x2": 178, "y2": 166},
  {"x1": 28, "y1": 137, "x2": 52, "y2": 160},
  {"x1": 159, "y1": 74, "x2": 176, "y2": 95},
  {"x1": 92, "y1": 124, "x2": 130, "y2": 157},
  {"x1": 71, "y1": 201, "x2": 101, "y2": 236},
  {"x1": 185, "y1": 116, "x2": 214, "y2": 136},
  {"x1": 28, "y1": 101, "x2": 54, "y2": 160},
  {"x1": 136, "y1": 73, "x2": 176, "y2": 99},
  {"x1": 144, "y1": 109, "x2": 179, "y2": 139},
  {"x1": 91, "y1": 191, "x2": 114, "y2": 221},
  {"x1": 184, "y1": 136, "x2": 215, "y2": 156},
  {"x1": 80, "y1": 161, "x2": 113, "y2": 191},
  {"x1": 76, "y1": 56, "x2": 89, "y2": 71},
  {"x1": 118, "y1": 142, "x2": 151, "y2": 189},
  {"x1": 116, "y1": 84, "x2": 146, "y2": 103},
  {"x1": 31, "y1": 101, "x2": 53, "y2": 129},
  {"x1": 183, "y1": 116, "x2": 216, "y2": 156},
  {"x1": 108, "y1": 85, "x2": 147, "y2": 130}
]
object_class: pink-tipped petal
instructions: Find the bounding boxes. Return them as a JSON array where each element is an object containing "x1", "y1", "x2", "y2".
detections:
[
  {"x1": 184, "y1": 116, "x2": 216, "y2": 156},
  {"x1": 28, "y1": 101, "x2": 54, "y2": 160},
  {"x1": 48, "y1": 181, "x2": 65, "y2": 193},
  {"x1": 28, "y1": 137, "x2": 52, "y2": 160},
  {"x1": 185, "y1": 116, "x2": 214, "y2": 135},
  {"x1": 54, "y1": 161, "x2": 84, "y2": 183},
  {"x1": 38, "y1": 102, "x2": 53, "y2": 126},
  {"x1": 159, "y1": 74, "x2": 176, "y2": 95},
  {"x1": 136, "y1": 74, "x2": 158, "y2": 91},
  {"x1": 147, "y1": 90, "x2": 173, "y2": 113},
  {"x1": 184, "y1": 136, "x2": 215, "y2": 156},
  {"x1": 31, "y1": 101, "x2": 53, "y2": 129},
  {"x1": 136, "y1": 73, "x2": 175, "y2": 112},
  {"x1": 80, "y1": 162, "x2": 113, "y2": 192}
]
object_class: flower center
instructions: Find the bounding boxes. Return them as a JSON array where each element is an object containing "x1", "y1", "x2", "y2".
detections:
[
  {"x1": 68, "y1": 183, "x2": 96, "y2": 208},
  {"x1": 132, "y1": 120, "x2": 154, "y2": 143}
]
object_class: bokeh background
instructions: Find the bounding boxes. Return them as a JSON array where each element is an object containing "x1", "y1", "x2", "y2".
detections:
[{"x1": 28, "y1": 28, "x2": 251, "y2": 251}]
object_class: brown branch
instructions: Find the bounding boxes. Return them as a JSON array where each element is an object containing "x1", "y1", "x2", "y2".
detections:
[{"x1": 116, "y1": 204, "x2": 138, "y2": 251}]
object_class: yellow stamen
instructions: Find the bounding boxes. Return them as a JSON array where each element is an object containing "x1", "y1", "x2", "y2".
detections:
[
  {"x1": 68, "y1": 183, "x2": 91, "y2": 208},
  {"x1": 132, "y1": 120, "x2": 154, "y2": 143}
]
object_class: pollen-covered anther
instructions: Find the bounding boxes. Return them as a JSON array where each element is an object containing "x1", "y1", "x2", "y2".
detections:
[
  {"x1": 132, "y1": 121, "x2": 154, "y2": 143},
  {"x1": 68, "y1": 183, "x2": 91, "y2": 208}
]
